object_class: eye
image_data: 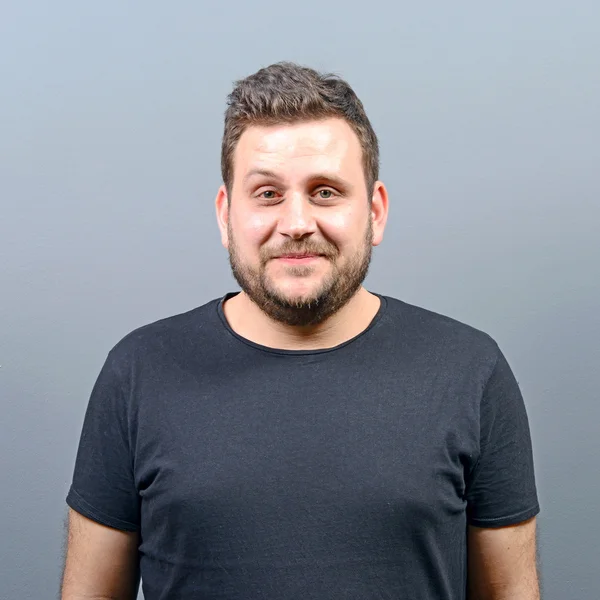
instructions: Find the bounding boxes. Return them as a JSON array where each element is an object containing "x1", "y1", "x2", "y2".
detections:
[
  {"x1": 257, "y1": 189, "x2": 281, "y2": 201},
  {"x1": 315, "y1": 188, "x2": 336, "y2": 200}
]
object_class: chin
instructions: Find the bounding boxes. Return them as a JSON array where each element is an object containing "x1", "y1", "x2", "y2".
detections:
[{"x1": 270, "y1": 281, "x2": 324, "y2": 302}]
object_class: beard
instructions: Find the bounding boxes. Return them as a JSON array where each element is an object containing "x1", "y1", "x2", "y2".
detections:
[{"x1": 227, "y1": 220, "x2": 373, "y2": 327}]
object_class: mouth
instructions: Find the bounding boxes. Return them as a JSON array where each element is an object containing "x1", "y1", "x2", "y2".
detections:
[{"x1": 274, "y1": 253, "x2": 325, "y2": 264}]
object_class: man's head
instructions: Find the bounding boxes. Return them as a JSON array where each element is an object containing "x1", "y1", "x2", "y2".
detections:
[{"x1": 216, "y1": 62, "x2": 388, "y2": 327}]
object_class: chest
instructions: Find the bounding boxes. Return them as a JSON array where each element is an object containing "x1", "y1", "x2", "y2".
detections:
[{"x1": 133, "y1": 361, "x2": 481, "y2": 533}]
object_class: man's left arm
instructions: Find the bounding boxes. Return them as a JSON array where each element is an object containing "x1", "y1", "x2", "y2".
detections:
[{"x1": 467, "y1": 517, "x2": 540, "y2": 599}]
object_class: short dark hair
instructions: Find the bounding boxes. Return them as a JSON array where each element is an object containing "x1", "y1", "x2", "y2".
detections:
[{"x1": 221, "y1": 62, "x2": 379, "y2": 196}]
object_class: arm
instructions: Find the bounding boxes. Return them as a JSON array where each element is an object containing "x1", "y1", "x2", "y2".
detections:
[
  {"x1": 61, "y1": 508, "x2": 140, "y2": 600},
  {"x1": 467, "y1": 516, "x2": 540, "y2": 600}
]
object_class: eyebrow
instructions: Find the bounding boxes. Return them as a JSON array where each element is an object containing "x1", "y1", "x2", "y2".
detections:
[
  {"x1": 243, "y1": 169, "x2": 282, "y2": 184},
  {"x1": 243, "y1": 169, "x2": 352, "y2": 191}
]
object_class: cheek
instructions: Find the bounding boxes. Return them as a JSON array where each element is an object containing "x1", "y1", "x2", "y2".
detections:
[
  {"x1": 326, "y1": 210, "x2": 350, "y2": 230},
  {"x1": 319, "y1": 208, "x2": 367, "y2": 246},
  {"x1": 232, "y1": 211, "x2": 273, "y2": 245},
  {"x1": 247, "y1": 213, "x2": 271, "y2": 237}
]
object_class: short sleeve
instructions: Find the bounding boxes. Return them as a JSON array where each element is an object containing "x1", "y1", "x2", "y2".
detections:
[
  {"x1": 465, "y1": 347, "x2": 540, "y2": 528},
  {"x1": 66, "y1": 349, "x2": 140, "y2": 531}
]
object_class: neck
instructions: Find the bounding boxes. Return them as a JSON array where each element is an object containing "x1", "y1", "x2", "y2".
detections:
[{"x1": 222, "y1": 287, "x2": 381, "y2": 351}]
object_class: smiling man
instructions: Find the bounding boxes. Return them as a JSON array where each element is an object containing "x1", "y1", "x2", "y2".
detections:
[
  {"x1": 62, "y1": 62, "x2": 541, "y2": 599},
  {"x1": 221, "y1": 116, "x2": 382, "y2": 337}
]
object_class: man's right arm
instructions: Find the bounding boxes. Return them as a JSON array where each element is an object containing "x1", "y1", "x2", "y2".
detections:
[{"x1": 61, "y1": 508, "x2": 140, "y2": 600}]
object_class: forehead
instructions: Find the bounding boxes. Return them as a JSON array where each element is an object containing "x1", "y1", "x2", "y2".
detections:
[{"x1": 233, "y1": 118, "x2": 363, "y2": 179}]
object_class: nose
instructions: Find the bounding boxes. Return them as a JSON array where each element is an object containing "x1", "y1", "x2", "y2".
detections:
[{"x1": 277, "y1": 192, "x2": 317, "y2": 239}]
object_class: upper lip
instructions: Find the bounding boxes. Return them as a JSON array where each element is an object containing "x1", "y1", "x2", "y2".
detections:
[{"x1": 277, "y1": 253, "x2": 322, "y2": 258}]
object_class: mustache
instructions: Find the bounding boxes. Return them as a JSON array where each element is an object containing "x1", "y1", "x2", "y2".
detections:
[{"x1": 261, "y1": 242, "x2": 338, "y2": 261}]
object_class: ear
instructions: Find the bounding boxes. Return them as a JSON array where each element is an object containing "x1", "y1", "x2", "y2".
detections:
[
  {"x1": 370, "y1": 181, "x2": 389, "y2": 247},
  {"x1": 215, "y1": 185, "x2": 230, "y2": 249}
]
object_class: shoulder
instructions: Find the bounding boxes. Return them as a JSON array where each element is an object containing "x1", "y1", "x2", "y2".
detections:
[
  {"x1": 104, "y1": 296, "x2": 223, "y2": 372},
  {"x1": 379, "y1": 295, "x2": 501, "y2": 371}
]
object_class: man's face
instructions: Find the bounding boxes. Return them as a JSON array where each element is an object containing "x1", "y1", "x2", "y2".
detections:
[{"x1": 218, "y1": 118, "x2": 385, "y2": 327}]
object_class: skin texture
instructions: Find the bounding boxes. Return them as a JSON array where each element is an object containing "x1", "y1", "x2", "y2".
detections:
[
  {"x1": 467, "y1": 517, "x2": 540, "y2": 599},
  {"x1": 61, "y1": 508, "x2": 139, "y2": 599}
]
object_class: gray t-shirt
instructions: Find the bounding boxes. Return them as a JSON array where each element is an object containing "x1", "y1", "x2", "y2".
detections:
[{"x1": 67, "y1": 292, "x2": 540, "y2": 599}]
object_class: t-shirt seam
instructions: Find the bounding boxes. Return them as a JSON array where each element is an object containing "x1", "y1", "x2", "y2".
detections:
[
  {"x1": 67, "y1": 486, "x2": 139, "y2": 531},
  {"x1": 466, "y1": 343, "x2": 502, "y2": 487},
  {"x1": 468, "y1": 503, "x2": 540, "y2": 524},
  {"x1": 215, "y1": 293, "x2": 388, "y2": 356},
  {"x1": 104, "y1": 348, "x2": 138, "y2": 477}
]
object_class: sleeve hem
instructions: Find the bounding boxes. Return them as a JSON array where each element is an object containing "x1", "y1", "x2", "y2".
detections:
[
  {"x1": 66, "y1": 487, "x2": 139, "y2": 532},
  {"x1": 468, "y1": 503, "x2": 540, "y2": 528}
]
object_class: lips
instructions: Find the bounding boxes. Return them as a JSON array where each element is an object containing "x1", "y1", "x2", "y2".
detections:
[
  {"x1": 272, "y1": 253, "x2": 326, "y2": 264},
  {"x1": 278, "y1": 254, "x2": 321, "y2": 259}
]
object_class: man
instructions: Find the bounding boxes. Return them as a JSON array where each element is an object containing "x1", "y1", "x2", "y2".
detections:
[{"x1": 62, "y1": 62, "x2": 541, "y2": 599}]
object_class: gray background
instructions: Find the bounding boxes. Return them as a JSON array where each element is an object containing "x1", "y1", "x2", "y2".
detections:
[{"x1": 1, "y1": 1, "x2": 598, "y2": 598}]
